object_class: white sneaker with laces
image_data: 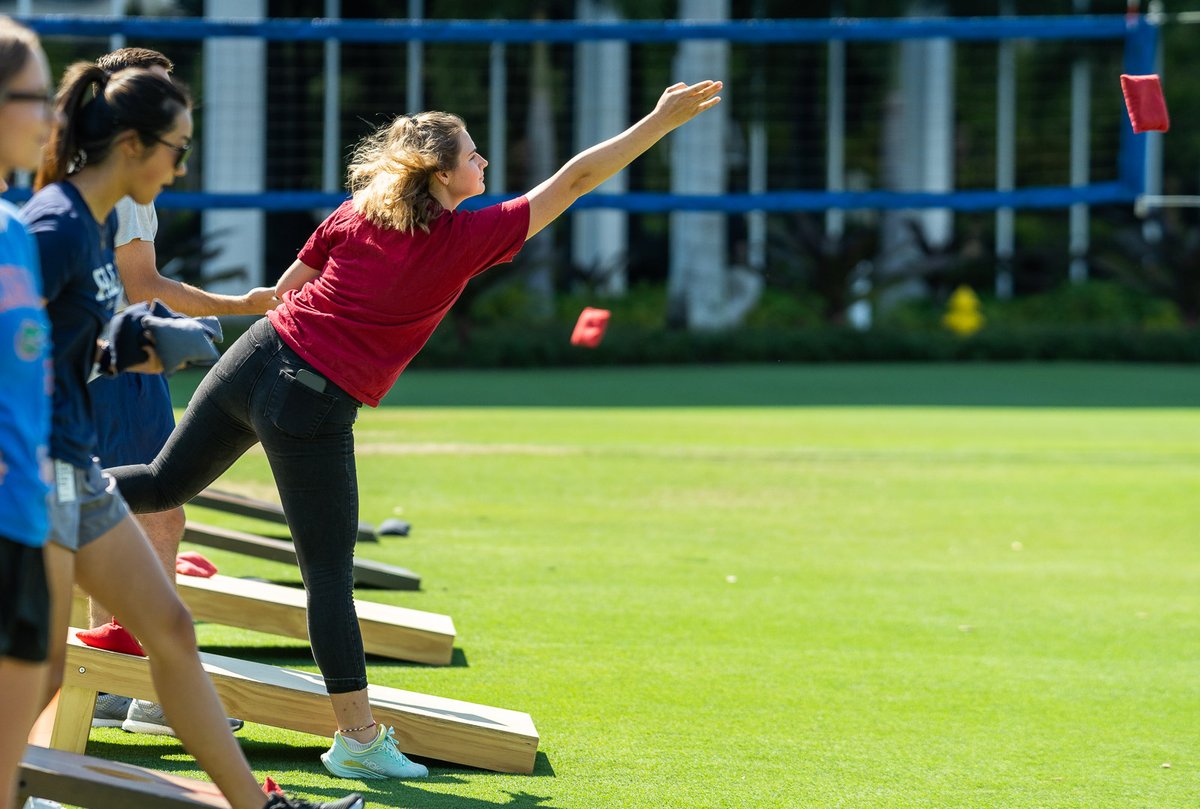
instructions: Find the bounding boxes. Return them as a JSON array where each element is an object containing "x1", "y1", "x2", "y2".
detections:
[{"x1": 320, "y1": 725, "x2": 429, "y2": 779}]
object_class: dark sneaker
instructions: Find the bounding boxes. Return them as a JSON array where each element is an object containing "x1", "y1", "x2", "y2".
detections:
[
  {"x1": 122, "y1": 699, "x2": 245, "y2": 736},
  {"x1": 91, "y1": 693, "x2": 132, "y2": 728},
  {"x1": 262, "y1": 793, "x2": 365, "y2": 809}
]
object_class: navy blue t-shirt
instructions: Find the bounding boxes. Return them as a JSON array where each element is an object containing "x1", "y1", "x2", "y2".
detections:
[{"x1": 21, "y1": 182, "x2": 120, "y2": 469}]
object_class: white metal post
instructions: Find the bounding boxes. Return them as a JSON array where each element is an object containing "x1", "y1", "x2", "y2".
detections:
[
  {"x1": 322, "y1": 0, "x2": 341, "y2": 195},
  {"x1": 826, "y1": 1, "x2": 846, "y2": 242},
  {"x1": 110, "y1": 0, "x2": 126, "y2": 52},
  {"x1": 572, "y1": 0, "x2": 629, "y2": 295},
  {"x1": 488, "y1": 41, "x2": 507, "y2": 195},
  {"x1": 745, "y1": 0, "x2": 768, "y2": 271},
  {"x1": 203, "y1": 0, "x2": 267, "y2": 290},
  {"x1": 995, "y1": 0, "x2": 1016, "y2": 299},
  {"x1": 1068, "y1": 0, "x2": 1091, "y2": 284},
  {"x1": 407, "y1": 0, "x2": 424, "y2": 112},
  {"x1": 10, "y1": 0, "x2": 33, "y2": 187}
]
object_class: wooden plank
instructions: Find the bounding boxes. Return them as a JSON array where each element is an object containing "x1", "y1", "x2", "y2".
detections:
[
  {"x1": 178, "y1": 574, "x2": 455, "y2": 665},
  {"x1": 190, "y1": 488, "x2": 377, "y2": 543},
  {"x1": 18, "y1": 745, "x2": 229, "y2": 809},
  {"x1": 58, "y1": 635, "x2": 539, "y2": 774},
  {"x1": 183, "y1": 522, "x2": 419, "y2": 591}
]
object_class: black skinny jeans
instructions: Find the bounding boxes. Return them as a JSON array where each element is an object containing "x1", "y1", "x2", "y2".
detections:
[{"x1": 108, "y1": 317, "x2": 368, "y2": 693}]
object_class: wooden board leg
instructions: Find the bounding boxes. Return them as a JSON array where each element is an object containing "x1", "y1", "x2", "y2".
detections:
[{"x1": 50, "y1": 684, "x2": 97, "y2": 755}]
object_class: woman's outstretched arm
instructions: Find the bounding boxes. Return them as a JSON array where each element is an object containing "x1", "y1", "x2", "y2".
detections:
[{"x1": 525, "y1": 80, "x2": 722, "y2": 240}]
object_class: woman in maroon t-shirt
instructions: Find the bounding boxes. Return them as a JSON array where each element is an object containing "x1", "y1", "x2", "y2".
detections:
[{"x1": 110, "y1": 80, "x2": 722, "y2": 780}]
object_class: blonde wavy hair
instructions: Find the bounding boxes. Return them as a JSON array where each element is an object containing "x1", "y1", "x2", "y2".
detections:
[{"x1": 347, "y1": 111, "x2": 465, "y2": 234}]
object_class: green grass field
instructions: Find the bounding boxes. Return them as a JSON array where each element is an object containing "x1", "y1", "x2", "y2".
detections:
[{"x1": 90, "y1": 363, "x2": 1200, "y2": 808}]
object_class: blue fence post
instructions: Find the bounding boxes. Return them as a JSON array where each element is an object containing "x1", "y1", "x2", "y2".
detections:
[{"x1": 1118, "y1": 14, "x2": 1159, "y2": 198}]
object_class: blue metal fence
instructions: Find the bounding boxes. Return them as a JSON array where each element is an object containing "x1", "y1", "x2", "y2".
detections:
[{"x1": 8, "y1": 15, "x2": 1157, "y2": 213}]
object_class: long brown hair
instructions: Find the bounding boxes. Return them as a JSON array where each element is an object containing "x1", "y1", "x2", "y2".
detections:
[
  {"x1": 0, "y1": 16, "x2": 40, "y2": 96},
  {"x1": 347, "y1": 111, "x2": 464, "y2": 234},
  {"x1": 35, "y1": 62, "x2": 190, "y2": 189}
]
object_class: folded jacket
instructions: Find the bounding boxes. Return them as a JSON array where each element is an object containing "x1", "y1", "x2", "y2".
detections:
[{"x1": 97, "y1": 300, "x2": 223, "y2": 377}]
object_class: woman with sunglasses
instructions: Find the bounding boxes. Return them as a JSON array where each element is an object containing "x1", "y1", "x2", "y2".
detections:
[
  {"x1": 80, "y1": 47, "x2": 276, "y2": 738},
  {"x1": 20, "y1": 60, "x2": 362, "y2": 809},
  {"x1": 0, "y1": 17, "x2": 55, "y2": 809}
]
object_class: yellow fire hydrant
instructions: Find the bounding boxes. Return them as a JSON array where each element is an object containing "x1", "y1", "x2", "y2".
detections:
[{"x1": 942, "y1": 285, "x2": 984, "y2": 336}]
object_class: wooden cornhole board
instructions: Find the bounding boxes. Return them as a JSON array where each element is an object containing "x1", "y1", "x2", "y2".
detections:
[
  {"x1": 72, "y1": 575, "x2": 455, "y2": 665},
  {"x1": 182, "y1": 522, "x2": 419, "y2": 590},
  {"x1": 54, "y1": 635, "x2": 539, "y2": 774},
  {"x1": 18, "y1": 744, "x2": 227, "y2": 809},
  {"x1": 181, "y1": 575, "x2": 454, "y2": 665},
  {"x1": 190, "y1": 488, "x2": 377, "y2": 543}
]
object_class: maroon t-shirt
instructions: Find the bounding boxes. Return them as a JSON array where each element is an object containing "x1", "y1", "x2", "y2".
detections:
[{"x1": 268, "y1": 196, "x2": 529, "y2": 406}]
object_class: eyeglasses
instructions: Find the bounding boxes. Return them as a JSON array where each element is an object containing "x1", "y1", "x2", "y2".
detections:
[
  {"x1": 154, "y1": 136, "x2": 192, "y2": 169},
  {"x1": 1, "y1": 90, "x2": 54, "y2": 108}
]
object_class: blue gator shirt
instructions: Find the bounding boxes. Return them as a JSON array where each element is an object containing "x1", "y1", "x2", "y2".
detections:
[
  {"x1": 0, "y1": 199, "x2": 52, "y2": 547},
  {"x1": 21, "y1": 182, "x2": 120, "y2": 469}
]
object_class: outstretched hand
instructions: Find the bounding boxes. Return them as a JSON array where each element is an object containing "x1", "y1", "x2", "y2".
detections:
[{"x1": 651, "y1": 80, "x2": 723, "y2": 130}]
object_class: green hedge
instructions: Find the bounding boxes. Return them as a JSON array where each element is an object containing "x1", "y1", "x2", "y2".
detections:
[
  {"x1": 408, "y1": 323, "x2": 1200, "y2": 368},
  {"x1": 215, "y1": 280, "x2": 1198, "y2": 368}
]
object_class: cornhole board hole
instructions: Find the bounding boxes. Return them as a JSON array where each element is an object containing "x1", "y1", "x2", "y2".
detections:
[
  {"x1": 190, "y1": 488, "x2": 377, "y2": 543},
  {"x1": 18, "y1": 745, "x2": 228, "y2": 809},
  {"x1": 54, "y1": 635, "x2": 539, "y2": 774},
  {"x1": 182, "y1": 522, "x2": 419, "y2": 590}
]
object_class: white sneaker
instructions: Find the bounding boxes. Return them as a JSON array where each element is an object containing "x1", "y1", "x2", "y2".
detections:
[
  {"x1": 122, "y1": 699, "x2": 244, "y2": 736},
  {"x1": 320, "y1": 725, "x2": 429, "y2": 779},
  {"x1": 91, "y1": 693, "x2": 132, "y2": 728},
  {"x1": 23, "y1": 798, "x2": 65, "y2": 809}
]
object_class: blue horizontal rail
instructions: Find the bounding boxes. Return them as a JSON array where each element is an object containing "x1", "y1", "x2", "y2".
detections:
[
  {"x1": 1, "y1": 184, "x2": 1136, "y2": 212},
  {"x1": 19, "y1": 15, "x2": 1136, "y2": 44}
]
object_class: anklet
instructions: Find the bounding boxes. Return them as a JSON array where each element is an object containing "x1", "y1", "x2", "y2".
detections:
[{"x1": 340, "y1": 721, "x2": 377, "y2": 734}]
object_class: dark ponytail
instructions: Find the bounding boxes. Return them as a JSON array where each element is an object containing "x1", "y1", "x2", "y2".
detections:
[{"x1": 36, "y1": 62, "x2": 190, "y2": 189}]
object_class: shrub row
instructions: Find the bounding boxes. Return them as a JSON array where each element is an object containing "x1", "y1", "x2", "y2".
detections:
[{"x1": 409, "y1": 324, "x2": 1200, "y2": 369}]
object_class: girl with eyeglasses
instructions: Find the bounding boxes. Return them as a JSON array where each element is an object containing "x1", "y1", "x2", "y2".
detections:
[
  {"x1": 0, "y1": 16, "x2": 55, "y2": 809},
  {"x1": 18, "y1": 57, "x2": 363, "y2": 809}
]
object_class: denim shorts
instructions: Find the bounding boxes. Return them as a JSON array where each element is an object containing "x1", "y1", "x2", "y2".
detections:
[{"x1": 46, "y1": 459, "x2": 130, "y2": 551}]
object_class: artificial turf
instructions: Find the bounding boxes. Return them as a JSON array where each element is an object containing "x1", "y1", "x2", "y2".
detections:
[{"x1": 85, "y1": 363, "x2": 1199, "y2": 808}]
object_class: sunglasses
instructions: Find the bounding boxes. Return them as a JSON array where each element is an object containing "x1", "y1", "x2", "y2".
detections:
[
  {"x1": 154, "y1": 136, "x2": 192, "y2": 169},
  {"x1": 2, "y1": 89, "x2": 54, "y2": 107}
]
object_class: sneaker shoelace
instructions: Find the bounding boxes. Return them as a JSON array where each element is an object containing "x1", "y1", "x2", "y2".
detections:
[{"x1": 378, "y1": 726, "x2": 413, "y2": 764}]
